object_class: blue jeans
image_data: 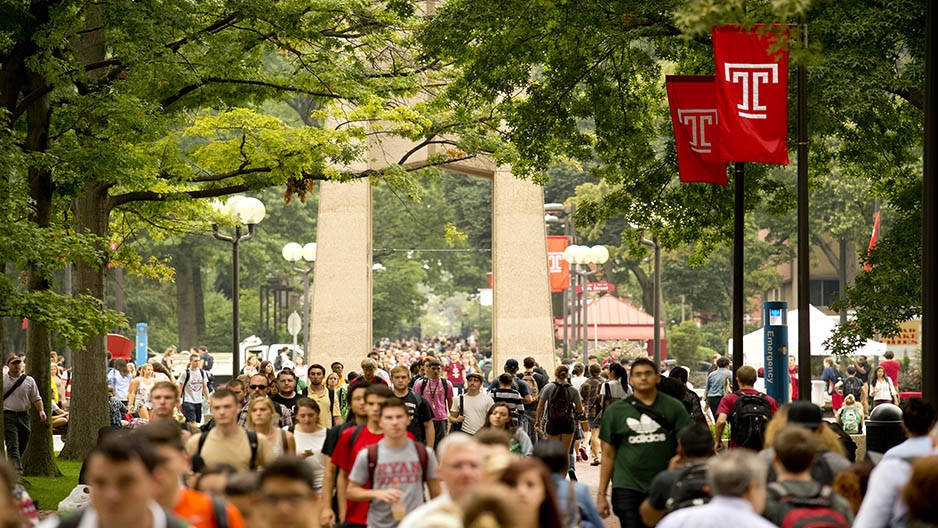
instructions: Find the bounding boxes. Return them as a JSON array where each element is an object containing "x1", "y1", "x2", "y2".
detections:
[{"x1": 611, "y1": 488, "x2": 650, "y2": 528}]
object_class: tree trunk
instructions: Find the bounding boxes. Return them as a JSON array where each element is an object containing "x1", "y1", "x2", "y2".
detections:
[
  {"x1": 21, "y1": 82, "x2": 60, "y2": 477},
  {"x1": 176, "y1": 241, "x2": 200, "y2": 350},
  {"x1": 58, "y1": 181, "x2": 112, "y2": 461},
  {"x1": 627, "y1": 261, "x2": 655, "y2": 316}
]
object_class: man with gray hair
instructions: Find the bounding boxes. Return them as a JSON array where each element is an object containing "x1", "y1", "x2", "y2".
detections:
[
  {"x1": 657, "y1": 449, "x2": 776, "y2": 528},
  {"x1": 398, "y1": 433, "x2": 484, "y2": 528}
]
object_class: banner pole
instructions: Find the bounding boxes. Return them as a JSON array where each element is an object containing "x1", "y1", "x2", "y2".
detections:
[
  {"x1": 733, "y1": 161, "x2": 745, "y2": 381},
  {"x1": 797, "y1": 19, "x2": 812, "y2": 401}
]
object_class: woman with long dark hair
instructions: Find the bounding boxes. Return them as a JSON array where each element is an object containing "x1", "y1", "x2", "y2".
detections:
[
  {"x1": 497, "y1": 458, "x2": 564, "y2": 528},
  {"x1": 870, "y1": 365, "x2": 899, "y2": 407},
  {"x1": 479, "y1": 402, "x2": 532, "y2": 456}
]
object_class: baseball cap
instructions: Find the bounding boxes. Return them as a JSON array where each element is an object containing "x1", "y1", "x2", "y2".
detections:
[
  {"x1": 428, "y1": 359, "x2": 442, "y2": 367},
  {"x1": 505, "y1": 358, "x2": 519, "y2": 369},
  {"x1": 788, "y1": 401, "x2": 822, "y2": 430},
  {"x1": 6, "y1": 356, "x2": 21, "y2": 365}
]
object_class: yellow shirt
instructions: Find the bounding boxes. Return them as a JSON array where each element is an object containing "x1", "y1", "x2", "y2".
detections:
[
  {"x1": 306, "y1": 386, "x2": 342, "y2": 428},
  {"x1": 185, "y1": 427, "x2": 274, "y2": 472}
]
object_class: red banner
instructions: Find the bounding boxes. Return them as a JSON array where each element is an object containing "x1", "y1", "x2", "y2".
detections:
[
  {"x1": 547, "y1": 236, "x2": 570, "y2": 292},
  {"x1": 712, "y1": 24, "x2": 790, "y2": 165},
  {"x1": 865, "y1": 209, "x2": 881, "y2": 271},
  {"x1": 666, "y1": 75, "x2": 728, "y2": 185}
]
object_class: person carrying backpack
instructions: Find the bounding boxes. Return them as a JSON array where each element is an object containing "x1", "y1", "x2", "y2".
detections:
[
  {"x1": 836, "y1": 394, "x2": 865, "y2": 435},
  {"x1": 839, "y1": 365, "x2": 868, "y2": 416},
  {"x1": 535, "y1": 365, "x2": 584, "y2": 476},
  {"x1": 347, "y1": 398, "x2": 442, "y2": 526},
  {"x1": 762, "y1": 426, "x2": 853, "y2": 527},
  {"x1": 713, "y1": 365, "x2": 777, "y2": 451},
  {"x1": 639, "y1": 423, "x2": 716, "y2": 526}
]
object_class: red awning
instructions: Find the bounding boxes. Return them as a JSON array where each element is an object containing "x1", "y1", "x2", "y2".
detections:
[{"x1": 555, "y1": 295, "x2": 663, "y2": 341}]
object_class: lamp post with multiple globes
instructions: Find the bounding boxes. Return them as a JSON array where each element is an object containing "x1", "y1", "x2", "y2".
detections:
[{"x1": 212, "y1": 196, "x2": 266, "y2": 378}]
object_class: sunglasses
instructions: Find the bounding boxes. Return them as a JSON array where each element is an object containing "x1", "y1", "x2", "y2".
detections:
[{"x1": 249, "y1": 384, "x2": 268, "y2": 390}]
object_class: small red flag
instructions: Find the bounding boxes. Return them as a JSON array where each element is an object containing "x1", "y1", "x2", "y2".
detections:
[
  {"x1": 865, "y1": 210, "x2": 881, "y2": 271},
  {"x1": 666, "y1": 75, "x2": 728, "y2": 185},
  {"x1": 712, "y1": 24, "x2": 790, "y2": 164}
]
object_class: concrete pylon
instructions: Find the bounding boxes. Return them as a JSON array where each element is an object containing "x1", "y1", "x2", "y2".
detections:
[
  {"x1": 308, "y1": 152, "x2": 555, "y2": 374},
  {"x1": 307, "y1": 179, "x2": 373, "y2": 369},
  {"x1": 490, "y1": 168, "x2": 556, "y2": 373}
]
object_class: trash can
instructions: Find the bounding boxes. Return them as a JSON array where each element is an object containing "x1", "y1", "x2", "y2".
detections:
[{"x1": 866, "y1": 403, "x2": 907, "y2": 458}]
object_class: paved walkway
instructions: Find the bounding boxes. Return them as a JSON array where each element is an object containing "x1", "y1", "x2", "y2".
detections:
[{"x1": 571, "y1": 452, "x2": 621, "y2": 528}]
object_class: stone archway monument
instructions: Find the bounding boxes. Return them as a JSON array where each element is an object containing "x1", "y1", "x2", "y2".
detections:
[{"x1": 308, "y1": 140, "x2": 556, "y2": 374}]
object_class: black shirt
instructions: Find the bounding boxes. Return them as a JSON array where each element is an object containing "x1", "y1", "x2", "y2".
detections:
[
  {"x1": 398, "y1": 390, "x2": 434, "y2": 443},
  {"x1": 271, "y1": 392, "x2": 303, "y2": 417}
]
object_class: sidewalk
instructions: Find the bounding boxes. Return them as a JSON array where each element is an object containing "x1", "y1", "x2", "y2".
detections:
[{"x1": 571, "y1": 454, "x2": 621, "y2": 528}]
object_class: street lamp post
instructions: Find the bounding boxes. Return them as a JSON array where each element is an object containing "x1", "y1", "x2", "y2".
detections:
[
  {"x1": 545, "y1": 203, "x2": 575, "y2": 359},
  {"x1": 563, "y1": 245, "x2": 609, "y2": 358},
  {"x1": 282, "y1": 241, "x2": 317, "y2": 360},
  {"x1": 637, "y1": 231, "x2": 662, "y2": 367},
  {"x1": 213, "y1": 196, "x2": 266, "y2": 378}
]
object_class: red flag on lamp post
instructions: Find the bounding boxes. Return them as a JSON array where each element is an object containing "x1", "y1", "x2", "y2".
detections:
[
  {"x1": 666, "y1": 75, "x2": 728, "y2": 185},
  {"x1": 865, "y1": 210, "x2": 881, "y2": 272},
  {"x1": 712, "y1": 24, "x2": 790, "y2": 164}
]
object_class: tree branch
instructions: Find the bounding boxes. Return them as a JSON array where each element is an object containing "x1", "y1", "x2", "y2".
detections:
[
  {"x1": 164, "y1": 15, "x2": 238, "y2": 52},
  {"x1": 161, "y1": 78, "x2": 343, "y2": 108}
]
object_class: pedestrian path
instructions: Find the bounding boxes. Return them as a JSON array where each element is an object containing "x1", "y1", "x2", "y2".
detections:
[{"x1": 574, "y1": 458, "x2": 621, "y2": 528}]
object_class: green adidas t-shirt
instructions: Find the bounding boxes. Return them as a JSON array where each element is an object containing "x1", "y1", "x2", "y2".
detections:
[{"x1": 599, "y1": 392, "x2": 692, "y2": 492}]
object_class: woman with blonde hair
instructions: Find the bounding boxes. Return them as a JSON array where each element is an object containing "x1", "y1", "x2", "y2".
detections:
[
  {"x1": 128, "y1": 363, "x2": 157, "y2": 419},
  {"x1": 835, "y1": 393, "x2": 866, "y2": 434},
  {"x1": 247, "y1": 396, "x2": 295, "y2": 457},
  {"x1": 762, "y1": 402, "x2": 852, "y2": 486},
  {"x1": 242, "y1": 354, "x2": 260, "y2": 377},
  {"x1": 50, "y1": 362, "x2": 65, "y2": 409},
  {"x1": 763, "y1": 403, "x2": 847, "y2": 456}
]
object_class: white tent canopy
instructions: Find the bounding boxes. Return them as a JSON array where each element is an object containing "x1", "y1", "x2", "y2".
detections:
[{"x1": 728, "y1": 305, "x2": 886, "y2": 368}]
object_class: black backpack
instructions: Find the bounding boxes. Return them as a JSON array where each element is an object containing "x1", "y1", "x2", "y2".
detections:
[
  {"x1": 767, "y1": 482, "x2": 849, "y2": 528},
  {"x1": 665, "y1": 462, "x2": 712, "y2": 513},
  {"x1": 842, "y1": 376, "x2": 863, "y2": 400},
  {"x1": 547, "y1": 382, "x2": 574, "y2": 423},
  {"x1": 728, "y1": 391, "x2": 773, "y2": 450}
]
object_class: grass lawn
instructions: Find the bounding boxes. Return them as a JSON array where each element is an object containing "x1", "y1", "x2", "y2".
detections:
[{"x1": 23, "y1": 457, "x2": 82, "y2": 512}]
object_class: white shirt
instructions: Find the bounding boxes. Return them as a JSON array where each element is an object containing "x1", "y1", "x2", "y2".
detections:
[
  {"x1": 2, "y1": 372, "x2": 41, "y2": 412},
  {"x1": 39, "y1": 500, "x2": 169, "y2": 528},
  {"x1": 451, "y1": 392, "x2": 494, "y2": 435},
  {"x1": 399, "y1": 493, "x2": 459, "y2": 528},
  {"x1": 658, "y1": 496, "x2": 777, "y2": 528}
]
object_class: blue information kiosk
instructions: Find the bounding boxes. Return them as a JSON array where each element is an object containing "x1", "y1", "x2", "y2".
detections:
[
  {"x1": 764, "y1": 302, "x2": 790, "y2": 404},
  {"x1": 136, "y1": 322, "x2": 148, "y2": 367}
]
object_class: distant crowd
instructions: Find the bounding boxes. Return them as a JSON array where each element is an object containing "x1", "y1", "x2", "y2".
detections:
[{"x1": 1, "y1": 338, "x2": 936, "y2": 528}]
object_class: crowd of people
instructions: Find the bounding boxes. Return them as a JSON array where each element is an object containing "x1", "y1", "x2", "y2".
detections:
[{"x1": 2, "y1": 337, "x2": 937, "y2": 528}]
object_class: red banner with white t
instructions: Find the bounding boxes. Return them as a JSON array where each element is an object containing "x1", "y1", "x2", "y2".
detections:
[
  {"x1": 666, "y1": 75, "x2": 728, "y2": 185},
  {"x1": 712, "y1": 24, "x2": 790, "y2": 165}
]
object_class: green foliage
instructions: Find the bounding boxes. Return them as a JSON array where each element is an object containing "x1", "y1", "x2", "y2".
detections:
[
  {"x1": 421, "y1": 0, "x2": 928, "y2": 353},
  {"x1": 699, "y1": 321, "x2": 732, "y2": 354},
  {"x1": 668, "y1": 321, "x2": 703, "y2": 368}
]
